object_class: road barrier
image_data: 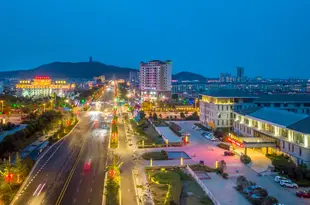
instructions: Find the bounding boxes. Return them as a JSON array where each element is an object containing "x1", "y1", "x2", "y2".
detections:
[{"x1": 186, "y1": 165, "x2": 221, "y2": 205}]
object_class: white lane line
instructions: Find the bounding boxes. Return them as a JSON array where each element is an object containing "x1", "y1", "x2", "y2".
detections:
[
  {"x1": 90, "y1": 188, "x2": 92, "y2": 192},
  {"x1": 80, "y1": 179, "x2": 83, "y2": 184},
  {"x1": 33, "y1": 184, "x2": 42, "y2": 196},
  {"x1": 37, "y1": 183, "x2": 46, "y2": 196},
  {"x1": 73, "y1": 198, "x2": 76, "y2": 203},
  {"x1": 77, "y1": 187, "x2": 79, "y2": 192},
  {"x1": 88, "y1": 198, "x2": 91, "y2": 203}
]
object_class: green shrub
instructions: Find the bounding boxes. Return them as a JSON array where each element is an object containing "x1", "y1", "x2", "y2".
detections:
[
  {"x1": 221, "y1": 172, "x2": 229, "y2": 179},
  {"x1": 240, "y1": 155, "x2": 251, "y2": 164},
  {"x1": 217, "y1": 143, "x2": 230, "y2": 150}
]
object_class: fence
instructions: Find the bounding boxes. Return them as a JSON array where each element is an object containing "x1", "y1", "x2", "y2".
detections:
[{"x1": 186, "y1": 165, "x2": 221, "y2": 205}]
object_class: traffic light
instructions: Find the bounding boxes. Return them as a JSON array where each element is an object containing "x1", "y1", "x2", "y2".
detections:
[{"x1": 81, "y1": 99, "x2": 85, "y2": 104}]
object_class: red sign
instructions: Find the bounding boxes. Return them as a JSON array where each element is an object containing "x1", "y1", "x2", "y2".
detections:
[{"x1": 227, "y1": 137, "x2": 244, "y2": 147}]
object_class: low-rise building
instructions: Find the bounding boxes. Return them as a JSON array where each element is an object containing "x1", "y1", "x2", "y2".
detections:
[
  {"x1": 254, "y1": 94, "x2": 310, "y2": 115},
  {"x1": 233, "y1": 107, "x2": 310, "y2": 166},
  {"x1": 16, "y1": 76, "x2": 73, "y2": 98}
]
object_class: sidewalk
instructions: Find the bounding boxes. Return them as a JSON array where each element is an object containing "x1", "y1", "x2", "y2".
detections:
[{"x1": 114, "y1": 110, "x2": 138, "y2": 205}]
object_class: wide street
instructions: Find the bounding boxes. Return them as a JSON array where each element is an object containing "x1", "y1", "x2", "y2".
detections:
[
  {"x1": 58, "y1": 91, "x2": 112, "y2": 205},
  {"x1": 13, "y1": 88, "x2": 112, "y2": 205}
]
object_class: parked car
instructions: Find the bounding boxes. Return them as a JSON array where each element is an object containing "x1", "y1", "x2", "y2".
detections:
[
  {"x1": 224, "y1": 151, "x2": 235, "y2": 156},
  {"x1": 244, "y1": 185, "x2": 261, "y2": 195},
  {"x1": 280, "y1": 180, "x2": 298, "y2": 188},
  {"x1": 296, "y1": 190, "x2": 310, "y2": 198},
  {"x1": 274, "y1": 176, "x2": 288, "y2": 183}
]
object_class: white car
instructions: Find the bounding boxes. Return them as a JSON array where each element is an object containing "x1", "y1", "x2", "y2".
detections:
[
  {"x1": 274, "y1": 176, "x2": 288, "y2": 183},
  {"x1": 280, "y1": 180, "x2": 298, "y2": 188}
]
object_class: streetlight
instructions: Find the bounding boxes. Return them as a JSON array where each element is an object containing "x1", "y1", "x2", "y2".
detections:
[
  {"x1": 43, "y1": 103, "x2": 46, "y2": 112},
  {"x1": 0, "y1": 100, "x2": 4, "y2": 113}
]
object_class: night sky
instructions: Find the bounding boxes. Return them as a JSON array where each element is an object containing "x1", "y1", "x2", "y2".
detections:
[{"x1": 1, "y1": 0, "x2": 310, "y2": 78}]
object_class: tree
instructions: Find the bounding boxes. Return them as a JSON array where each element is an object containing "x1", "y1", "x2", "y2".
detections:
[
  {"x1": 180, "y1": 112, "x2": 185, "y2": 119},
  {"x1": 172, "y1": 94, "x2": 178, "y2": 101},
  {"x1": 13, "y1": 153, "x2": 28, "y2": 183},
  {"x1": 139, "y1": 111, "x2": 146, "y2": 120},
  {"x1": 218, "y1": 160, "x2": 226, "y2": 173},
  {"x1": 153, "y1": 113, "x2": 158, "y2": 121},
  {"x1": 261, "y1": 196, "x2": 278, "y2": 205}
]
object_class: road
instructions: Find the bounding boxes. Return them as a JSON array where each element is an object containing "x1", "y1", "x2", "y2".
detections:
[
  {"x1": 13, "y1": 89, "x2": 112, "y2": 205},
  {"x1": 58, "y1": 91, "x2": 113, "y2": 205}
]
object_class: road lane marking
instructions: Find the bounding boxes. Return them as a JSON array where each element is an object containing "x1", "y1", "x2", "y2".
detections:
[
  {"x1": 33, "y1": 184, "x2": 41, "y2": 196},
  {"x1": 55, "y1": 130, "x2": 88, "y2": 205},
  {"x1": 37, "y1": 183, "x2": 46, "y2": 196},
  {"x1": 90, "y1": 188, "x2": 92, "y2": 192},
  {"x1": 77, "y1": 188, "x2": 79, "y2": 192},
  {"x1": 88, "y1": 198, "x2": 91, "y2": 203},
  {"x1": 73, "y1": 198, "x2": 76, "y2": 203}
]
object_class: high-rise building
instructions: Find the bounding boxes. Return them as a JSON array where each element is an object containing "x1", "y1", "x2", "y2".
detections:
[
  {"x1": 237, "y1": 67, "x2": 244, "y2": 78},
  {"x1": 236, "y1": 67, "x2": 244, "y2": 82},
  {"x1": 129, "y1": 71, "x2": 140, "y2": 85},
  {"x1": 307, "y1": 80, "x2": 310, "y2": 93},
  {"x1": 220, "y1": 73, "x2": 232, "y2": 83},
  {"x1": 140, "y1": 60, "x2": 172, "y2": 101}
]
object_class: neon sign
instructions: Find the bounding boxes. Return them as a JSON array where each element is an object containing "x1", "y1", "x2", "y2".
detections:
[{"x1": 227, "y1": 137, "x2": 244, "y2": 147}]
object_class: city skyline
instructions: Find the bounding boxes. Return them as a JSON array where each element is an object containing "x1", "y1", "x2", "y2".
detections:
[{"x1": 1, "y1": 1, "x2": 310, "y2": 78}]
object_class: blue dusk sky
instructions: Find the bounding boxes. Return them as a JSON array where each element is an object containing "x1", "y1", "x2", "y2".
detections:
[{"x1": 0, "y1": 0, "x2": 310, "y2": 78}]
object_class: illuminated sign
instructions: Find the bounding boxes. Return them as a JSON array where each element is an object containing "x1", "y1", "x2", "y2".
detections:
[{"x1": 227, "y1": 137, "x2": 244, "y2": 147}]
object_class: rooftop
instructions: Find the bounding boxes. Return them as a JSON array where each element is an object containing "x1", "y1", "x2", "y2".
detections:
[
  {"x1": 234, "y1": 107, "x2": 310, "y2": 134},
  {"x1": 255, "y1": 94, "x2": 310, "y2": 103},
  {"x1": 201, "y1": 89, "x2": 258, "y2": 98}
]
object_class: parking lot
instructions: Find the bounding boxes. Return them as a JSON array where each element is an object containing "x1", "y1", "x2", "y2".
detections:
[{"x1": 173, "y1": 121, "x2": 310, "y2": 205}]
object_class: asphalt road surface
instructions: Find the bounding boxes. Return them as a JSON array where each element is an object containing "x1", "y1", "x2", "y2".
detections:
[
  {"x1": 13, "y1": 89, "x2": 113, "y2": 205},
  {"x1": 58, "y1": 92, "x2": 113, "y2": 205}
]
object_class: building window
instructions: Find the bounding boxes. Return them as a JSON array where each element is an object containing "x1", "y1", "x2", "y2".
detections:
[{"x1": 282, "y1": 141, "x2": 285, "y2": 149}]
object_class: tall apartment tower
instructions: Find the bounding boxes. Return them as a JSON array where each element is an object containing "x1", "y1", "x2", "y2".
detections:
[
  {"x1": 237, "y1": 67, "x2": 244, "y2": 82},
  {"x1": 140, "y1": 60, "x2": 172, "y2": 101}
]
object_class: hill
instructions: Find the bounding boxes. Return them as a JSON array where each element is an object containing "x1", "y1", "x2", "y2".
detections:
[
  {"x1": 172, "y1": 71, "x2": 207, "y2": 82},
  {"x1": 0, "y1": 62, "x2": 137, "y2": 79}
]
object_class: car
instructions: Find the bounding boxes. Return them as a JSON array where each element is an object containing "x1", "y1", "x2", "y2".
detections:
[
  {"x1": 209, "y1": 137, "x2": 217, "y2": 141},
  {"x1": 243, "y1": 185, "x2": 262, "y2": 195},
  {"x1": 192, "y1": 125, "x2": 197, "y2": 129},
  {"x1": 280, "y1": 180, "x2": 298, "y2": 188},
  {"x1": 224, "y1": 151, "x2": 235, "y2": 156},
  {"x1": 296, "y1": 190, "x2": 310, "y2": 198},
  {"x1": 274, "y1": 176, "x2": 288, "y2": 183},
  {"x1": 84, "y1": 159, "x2": 92, "y2": 171}
]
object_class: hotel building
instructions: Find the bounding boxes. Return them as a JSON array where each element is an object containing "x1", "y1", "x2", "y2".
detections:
[
  {"x1": 16, "y1": 76, "x2": 73, "y2": 98},
  {"x1": 233, "y1": 107, "x2": 310, "y2": 166},
  {"x1": 199, "y1": 90, "x2": 258, "y2": 129},
  {"x1": 140, "y1": 60, "x2": 172, "y2": 101}
]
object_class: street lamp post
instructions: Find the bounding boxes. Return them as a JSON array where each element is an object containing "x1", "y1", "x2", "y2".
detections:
[{"x1": 43, "y1": 103, "x2": 46, "y2": 112}]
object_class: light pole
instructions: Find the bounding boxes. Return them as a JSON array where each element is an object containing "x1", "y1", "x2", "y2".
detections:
[
  {"x1": 43, "y1": 103, "x2": 46, "y2": 112},
  {"x1": 0, "y1": 100, "x2": 3, "y2": 113}
]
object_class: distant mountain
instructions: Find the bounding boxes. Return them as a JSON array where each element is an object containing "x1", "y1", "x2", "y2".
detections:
[
  {"x1": 0, "y1": 62, "x2": 137, "y2": 79},
  {"x1": 172, "y1": 71, "x2": 207, "y2": 82}
]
